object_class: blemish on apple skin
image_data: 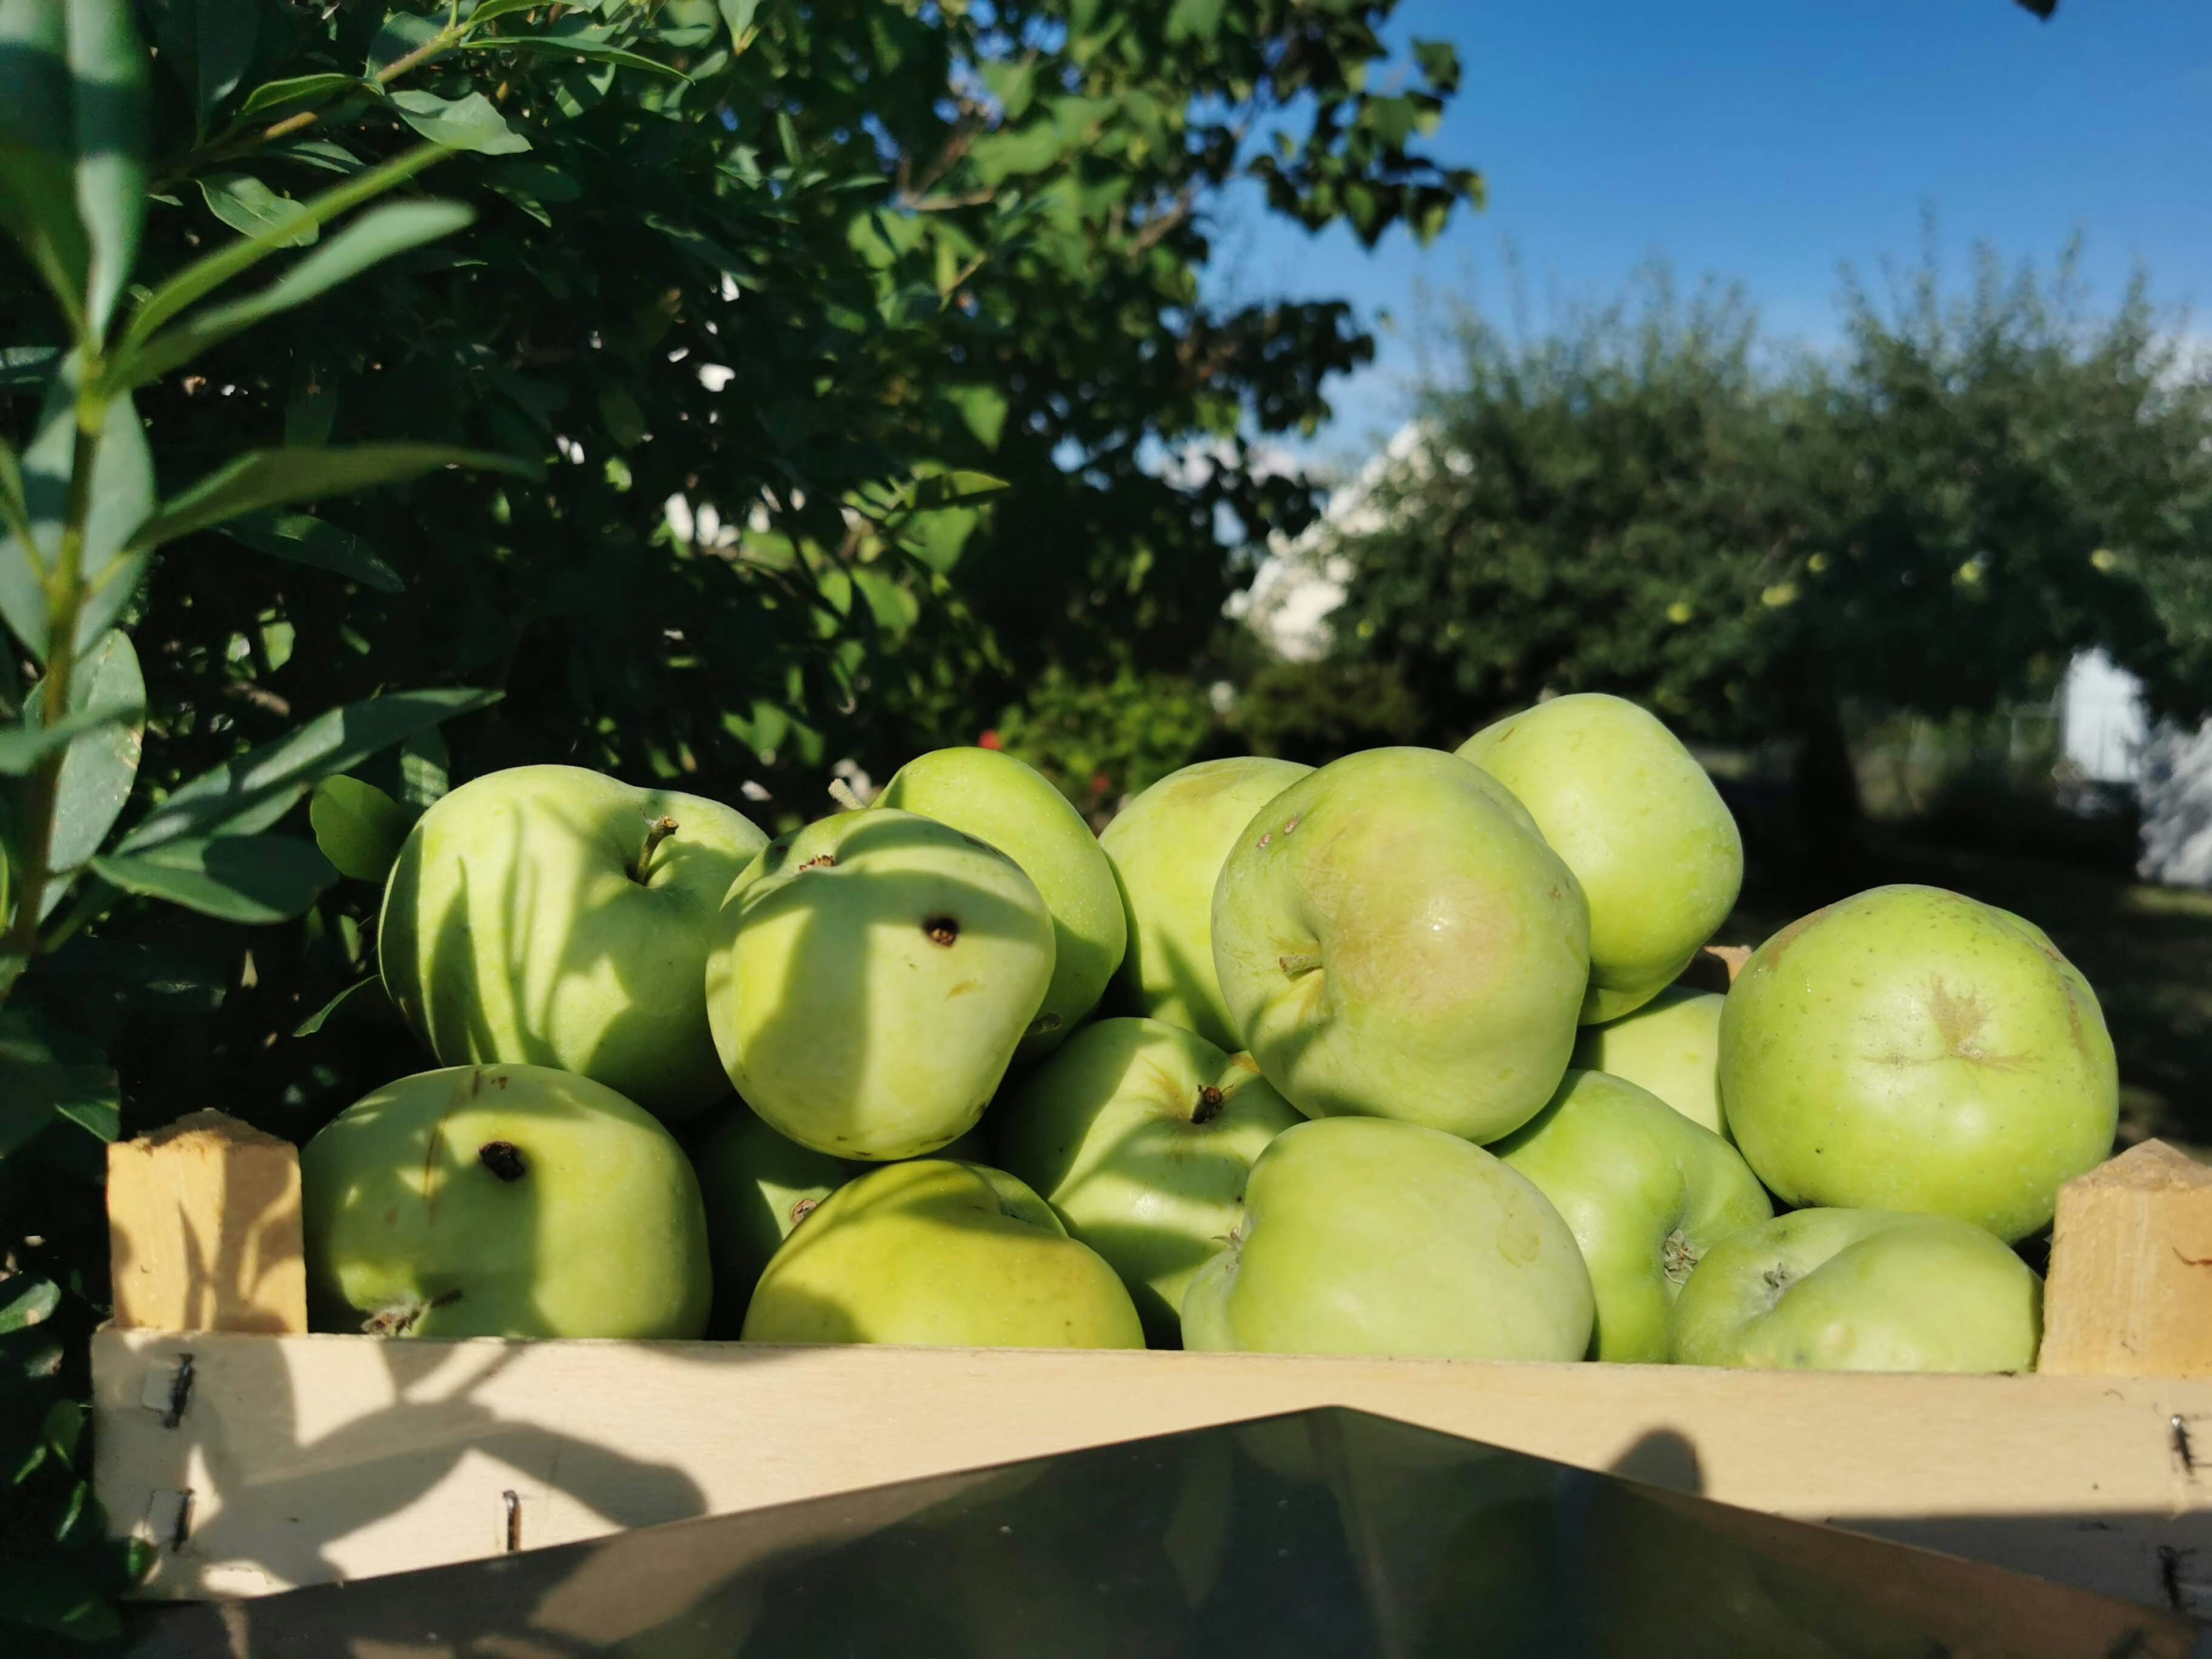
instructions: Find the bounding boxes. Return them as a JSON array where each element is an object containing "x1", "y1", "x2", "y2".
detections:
[
  {"x1": 946, "y1": 979, "x2": 982, "y2": 999},
  {"x1": 1255, "y1": 831, "x2": 1273, "y2": 851},
  {"x1": 797, "y1": 854, "x2": 837, "y2": 873}
]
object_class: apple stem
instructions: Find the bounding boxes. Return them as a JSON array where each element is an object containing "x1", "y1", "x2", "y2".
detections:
[
  {"x1": 634, "y1": 815, "x2": 680, "y2": 881},
  {"x1": 1277, "y1": 950, "x2": 1323, "y2": 978},
  {"x1": 1192, "y1": 1085, "x2": 1226, "y2": 1125},
  {"x1": 827, "y1": 777, "x2": 866, "y2": 813}
]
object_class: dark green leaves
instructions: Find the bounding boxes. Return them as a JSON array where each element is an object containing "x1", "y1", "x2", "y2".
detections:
[
  {"x1": 91, "y1": 835, "x2": 336, "y2": 923},
  {"x1": 118, "y1": 687, "x2": 501, "y2": 853},
  {"x1": 63, "y1": 0, "x2": 151, "y2": 340},
  {"x1": 391, "y1": 89, "x2": 529, "y2": 154},
  {"x1": 129, "y1": 444, "x2": 528, "y2": 554},
  {"x1": 235, "y1": 71, "x2": 365, "y2": 122},
  {"x1": 0, "y1": 1010, "x2": 119, "y2": 1153},
  {"x1": 197, "y1": 173, "x2": 317, "y2": 247},
  {"x1": 309, "y1": 775, "x2": 409, "y2": 882},
  {"x1": 0, "y1": 1277, "x2": 59, "y2": 1334},
  {"x1": 36, "y1": 630, "x2": 143, "y2": 882},
  {"x1": 221, "y1": 512, "x2": 404, "y2": 593},
  {"x1": 0, "y1": 705, "x2": 139, "y2": 776},
  {"x1": 151, "y1": 0, "x2": 257, "y2": 133}
]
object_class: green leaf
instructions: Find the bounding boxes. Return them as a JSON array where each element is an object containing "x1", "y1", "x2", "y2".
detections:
[
  {"x1": 309, "y1": 775, "x2": 408, "y2": 881},
  {"x1": 117, "y1": 687, "x2": 501, "y2": 853},
  {"x1": 389, "y1": 89, "x2": 529, "y2": 155},
  {"x1": 121, "y1": 142, "x2": 453, "y2": 349},
  {"x1": 908, "y1": 469, "x2": 1008, "y2": 511},
  {"x1": 945, "y1": 383, "x2": 1009, "y2": 450},
  {"x1": 1164, "y1": 0, "x2": 1225, "y2": 43},
  {"x1": 293, "y1": 975, "x2": 381, "y2": 1037},
  {"x1": 0, "y1": 1275, "x2": 59, "y2": 1334},
  {"x1": 90, "y1": 834, "x2": 337, "y2": 923},
  {"x1": 464, "y1": 36, "x2": 688, "y2": 81},
  {"x1": 29, "y1": 628, "x2": 143, "y2": 878},
  {"x1": 196, "y1": 172, "x2": 316, "y2": 248},
  {"x1": 715, "y1": 0, "x2": 763, "y2": 44},
  {"x1": 234, "y1": 71, "x2": 362, "y2": 121},
  {"x1": 65, "y1": 0, "x2": 152, "y2": 339},
  {"x1": 0, "y1": 703, "x2": 143, "y2": 775},
  {"x1": 396, "y1": 725, "x2": 449, "y2": 810},
  {"x1": 153, "y1": 0, "x2": 256, "y2": 129},
  {"x1": 0, "y1": 0, "x2": 89, "y2": 329},
  {"x1": 464, "y1": 0, "x2": 548, "y2": 27},
  {"x1": 221, "y1": 512, "x2": 403, "y2": 593},
  {"x1": 0, "y1": 1012, "x2": 118, "y2": 1153},
  {"x1": 118, "y1": 198, "x2": 475, "y2": 388},
  {"x1": 128, "y1": 443, "x2": 528, "y2": 554}
]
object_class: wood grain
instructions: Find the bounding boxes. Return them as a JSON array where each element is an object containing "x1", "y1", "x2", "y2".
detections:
[
  {"x1": 106, "y1": 1111, "x2": 305, "y2": 1336},
  {"x1": 2041, "y1": 1139, "x2": 2212, "y2": 1378}
]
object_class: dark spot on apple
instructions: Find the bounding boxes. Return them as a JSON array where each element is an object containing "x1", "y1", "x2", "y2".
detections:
[
  {"x1": 789, "y1": 1197, "x2": 821, "y2": 1227},
  {"x1": 1027, "y1": 1011, "x2": 1062, "y2": 1035},
  {"x1": 479, "y1": 1141, "x2": 528, "y2": 1182},
  {"x1": 924, "y1": 915, "x2": 960, "y2": 947},
  {"x1": 1282, "y1": 815, "x2": 1301, "y2": 835},
  {"x1": 1256, "y1": 831, "x2": 1273, "y2": 850},
  {"x1": 494, "y1": 1075, "x2": 508, "y2": 1090},
  {"x1": 797, "y1": 853, "x2": 836, "y2": 872},
  {"x1": 1192, "y1": 1085, "x2": 1226, "y2": 1125}
]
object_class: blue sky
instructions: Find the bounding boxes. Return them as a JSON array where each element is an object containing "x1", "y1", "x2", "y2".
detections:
[{"x1": 1205, "y1": 1, "x2": 2212, "y2": 469}]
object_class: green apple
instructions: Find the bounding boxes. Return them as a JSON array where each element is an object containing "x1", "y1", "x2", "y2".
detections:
[
  {"x1": 742, "y1": 1159, "x2": 1144, "y2": 1347},
  {"x1": 1721, "y1": 884, "x2": 2118, "y2": 1242},
  {"x1": 1491, "y1": 1069, "x2": 1772, "y2": 1362},
  {"x1": 1458, "y1": 694, "x2": 1742, "y2": 1024},
  {"x1": 1669, "y1": 1208, "x2": 2042, "y2": 1372},
  {"x1": 1572, "y1": 988, "x2": 1727, "y2": 1135},
  {"x1": 302, "y1": 1062, "x2": 711, "y2": 1339},
  {"x1": 379, "y1": 764, "x2": 767, "y2": 1123},
  {"x1": 1180, "y1": 1116, "x2": 1594, "y2": 1361},
  {"x1": 995, "y1": 1016, "x2": 1302, "y2": 1341},
  {"x1": 877, "y1": 746, "x2": 1126, "y2": 1059},
  {"x1": 1098, "y1": 756, "x2": 1312, "y2": 1051},
  {"x1": 706, "y1": 808, "x2": 1056, "y2": 1161},
  {"x1": 1210, "y1": 747, "x2": 1589, "y2": 1142}
]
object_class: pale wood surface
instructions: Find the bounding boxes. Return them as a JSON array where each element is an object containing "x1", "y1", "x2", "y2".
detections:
[
  {"x1": 2040, "y1": 1139, "x2": 2212, "y2": 1379},
  {"x1": 93, "y1": 1328, "x2": 2212, "y2": 1616},
  {"x1": 106, "y1": 1111, "x2": 305, "y2": 1336}
]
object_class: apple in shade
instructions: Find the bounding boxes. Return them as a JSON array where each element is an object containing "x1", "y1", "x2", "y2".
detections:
[
  {"x1": 1180, "y1": 1116, "x2": 1595, "y2": 1363},
  {"x1": 704, "y1": 808, "x2": 1055, "y2": 1162},
  {"x1": 1210, "y1": 747, "x2": 1590, "y2": 1143},
  {"x1": 1458, "y1": 694, "x2": 1743, "y2": 1024},
  {"x1": 1571, "y1": 988, "x2": 1728, "y2": 1135},
  {"x1": 742, "y1": 1159, "x2": 1144, "y2": 1349},
  {"x1": 1669, "y1": 1209, "x2": 2043, "y2": 1373},
  {"x1": 1491, "y1": 1069, "x2": 1771, "y2": 1363},
  {"x1": 378, "y1": 765, "x2": 767, "y2": 1123},
  {"x1": 691, "y1": 1107, "x2": 993, "y2": 1328},
  {"x1": 877, "y1": 745, "x2": 1127, "y2": 1059},
  {"x1": 995, "y1": 1017, "x2": 1302, "y2": 1342},
  {"x1": 1721, "y1": 884, "x2": 2118, "y2": 1243},
  {"x1": 301, "y1": 1063, "x2": 711, "y2": 1339},
  {"x1": 1097, "y1": 756, "x2": 1312, "y2": 1052}
]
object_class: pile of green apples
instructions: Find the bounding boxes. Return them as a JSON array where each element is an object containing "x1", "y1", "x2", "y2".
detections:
[{"x1": 301, "y1": 694, "x2": 2117, "y2": 1373}]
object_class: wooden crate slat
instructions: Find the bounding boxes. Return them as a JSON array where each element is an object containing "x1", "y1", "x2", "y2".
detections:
[{"x1": 93, "y1": 1327, "x2": 2212, "y2": 1614}]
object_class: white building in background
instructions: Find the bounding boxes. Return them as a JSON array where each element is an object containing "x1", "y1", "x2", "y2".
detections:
[{"x1": 2061, "y1": 650, "x2": 2150, "y2": 784}]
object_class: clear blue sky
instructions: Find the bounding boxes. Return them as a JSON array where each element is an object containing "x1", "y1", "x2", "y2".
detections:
[{"x1": 1206, "y1": 1, "x2": 2212, "y2": 468}]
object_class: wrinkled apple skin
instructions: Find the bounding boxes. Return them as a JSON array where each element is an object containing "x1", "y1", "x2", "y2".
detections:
[
  {"x1": 1572, "y1": 988, "x2": 1727, "y2": 1135},
  {"x1": 1180, "y1": 1117, "x2": 1594, "y2": 1362},
  {"x1": 1669, "y1": 1208, "x2": 2042, "y2": 1372},
  {"x1": 742, "y1": 1159, "x2": 1144, "y2": 1348},
  {"x1": 997, "y1": 1017, "x2": 1301, "y2": 1341},
  {"x1": 1720, "y1": 884, "x2": 2118, "y2": 1243},
  {"x1": 302, "y1": 1063, "x2": 711, "y2": 1339},
  {"x1": 1210, "y1": 748, "x2": 1589, "y2": 1142},
  {"x1": 1098, "y1": 756, "x2": 1311, "y2": 1051},
  {"x1": 1493, "y1": 1070, "x2": 1771, "y2": 1362},
  {"x1": 379, "y1": 764, "x2": 766, "y2": 1123},
  {"x1": 878, "y1": 747, "x2": 1126, "y2": 1059},
  {"x1": 705, "y1": 809, "x2": 1056, "y2": 1162},
  {"x1": 1458, "y1": 694, "x2": 1742, "y2": 1024}
]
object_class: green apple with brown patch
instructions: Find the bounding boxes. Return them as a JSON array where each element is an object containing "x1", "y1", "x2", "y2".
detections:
[
  {"x1": 1720, "y1": 884, "x2": 2116, "y2": 1243},
  {"x1": 379, "y1": 764, "x2": 768, "y2": 1123},
  {"x1": 705, "y1": 808, "x2": 1056, "y2": 1162},
  {"x1": 742, "y1": 1158, "x2": 1144, "y2": 1348},
  {"x1": 877, "y1": 746, "x2": 1126, "y2": 1058},
  {"x1": 1669, "y1": 1208, "x2": 2042, "y2": 1372},
  {"x1": 1210, "y1": 747, "x2": 1589, "y2": 1142},
  {"x1": 302, "y1": 1063, "x2": 711, "y2": 1339},
  {"x1": 1098, "y1": 756, "x2": 1312, "y2": 1052},
  {"x1": 1572, "y1": 988, "x2": 1727, "y2": 1135},
  {"x1": 1458, "y1": 694, "x2": 1741, "y2": 1023},
  {"x1": 1180, "y1": 1116, "x2": 1594, "y2": 1361},
  {"x1": 1492, "y1": 1069, "x2": 1771, "y2": 1362},
  {"x1": 995, "y1": 1016, "x2": 1302, "y2": 1341}
]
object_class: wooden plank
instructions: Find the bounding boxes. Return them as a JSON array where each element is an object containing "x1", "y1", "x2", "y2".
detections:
[
  {"x1": 92, "y1": 1328, "x2": 2212, "y2": 1616},
  {"x1": 106, "y1": 1111, "x2": 306, "y2": 1336},
  {"x1": 2040, "y1": 1139, "x2": 2212, "y2": 1378}
]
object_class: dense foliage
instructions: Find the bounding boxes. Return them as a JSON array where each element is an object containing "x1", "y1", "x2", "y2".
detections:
[{"x1": 1319, "y1": 252, "x2": 2212, "y2": 853}]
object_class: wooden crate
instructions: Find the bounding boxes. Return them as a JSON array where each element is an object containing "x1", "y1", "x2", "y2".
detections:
[{"x1": 90, "y1": 1115, "x2": 2212, "y2": 1619}]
